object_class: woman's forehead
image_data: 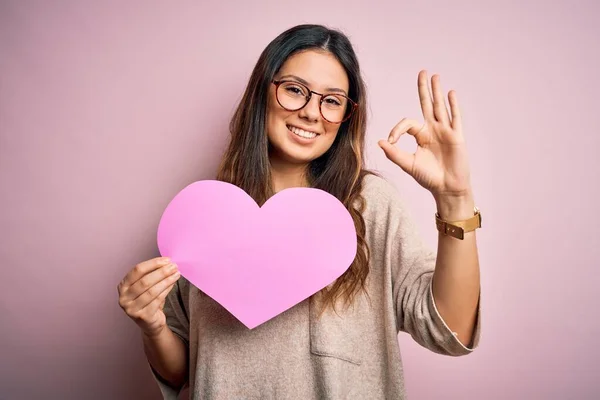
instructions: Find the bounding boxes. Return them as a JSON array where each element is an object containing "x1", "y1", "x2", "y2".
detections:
[{"x1": 278, "y1": 50, "x2": 349, "y2": 92}]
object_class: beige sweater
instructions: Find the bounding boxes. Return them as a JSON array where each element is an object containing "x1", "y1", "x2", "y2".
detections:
[{"x1": 151, "y1": 174, "x2": 481, "y2": 399}]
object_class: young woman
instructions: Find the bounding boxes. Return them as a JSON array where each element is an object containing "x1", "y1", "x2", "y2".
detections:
[{"x1": 118, "y1": 24, "x2": 482, "y2": 399}]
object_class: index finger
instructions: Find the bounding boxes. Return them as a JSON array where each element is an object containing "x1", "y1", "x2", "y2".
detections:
[
  {"x1": 388, "y1": 118, "x2": 426, "y2": 144},
  {"x1": 121, "y1": 257, "x2": 171, "y2": 289}
]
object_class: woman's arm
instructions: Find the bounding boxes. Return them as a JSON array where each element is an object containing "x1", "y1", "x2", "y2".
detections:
[
  {"x1": 378, "y1": 70, "x2": 482, "y2": 348},
  {"x1": 432, "y1": 192, "x2": 480, "y2": 347},
  {"x1": 143, "y1": 325, "x2": 188, "y2": 390}
]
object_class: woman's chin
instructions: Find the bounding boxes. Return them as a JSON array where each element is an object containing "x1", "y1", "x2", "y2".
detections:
[
  {"x1": 282, "y1": 151, "x2": 315, "y2": 165},
  {"x1": 271, "y1": 145, "x2": 318, "y2": 165}
]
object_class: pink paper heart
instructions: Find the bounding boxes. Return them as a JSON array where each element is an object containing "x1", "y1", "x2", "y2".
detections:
[{"x1": 156, "y1": 180, "x2": 357, "y2": 329}]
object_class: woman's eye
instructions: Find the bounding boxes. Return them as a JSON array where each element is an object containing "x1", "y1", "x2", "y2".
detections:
[
  {"x1": 285, "y1": 86, "x2": 305, "y2": 96},
  {"x1": 325, "y1": 97, "x2": 342, "y2": 106}
]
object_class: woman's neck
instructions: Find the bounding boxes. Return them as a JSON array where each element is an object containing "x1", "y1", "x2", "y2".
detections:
[{"x1": 269, "y1": 156, "x2": 309, "y2": 193}]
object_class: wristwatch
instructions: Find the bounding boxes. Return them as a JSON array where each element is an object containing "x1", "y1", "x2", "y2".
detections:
[{"x1": 435, "y1": 206, "x2": 482, "y2": 240}]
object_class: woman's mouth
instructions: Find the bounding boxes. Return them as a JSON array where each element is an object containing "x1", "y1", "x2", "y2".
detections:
[{"x1": 287, "y1": 125, "x2": 319, "y2": 139}]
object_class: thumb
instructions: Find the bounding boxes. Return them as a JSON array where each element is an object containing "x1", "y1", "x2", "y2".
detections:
[{"x1": 378, "y1": 140, "x2": 414, "y2": 174}]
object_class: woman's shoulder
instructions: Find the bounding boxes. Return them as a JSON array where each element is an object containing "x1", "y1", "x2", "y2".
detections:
[
  {"x1": 360, "y1": 172, "x2": 412, "y2": 225},
  {"x1": 361, "y1": 172, "x2": 401, "y2": 206}
]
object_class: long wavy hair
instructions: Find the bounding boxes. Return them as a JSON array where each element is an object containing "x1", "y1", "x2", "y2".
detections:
[{"x1": 217, "y1": 24, "x2": 372, "y2": 312}]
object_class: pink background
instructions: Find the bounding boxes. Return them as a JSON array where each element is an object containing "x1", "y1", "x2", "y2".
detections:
[{"x1": 1, "y1": 1, "x2": 598, "y2": 399}]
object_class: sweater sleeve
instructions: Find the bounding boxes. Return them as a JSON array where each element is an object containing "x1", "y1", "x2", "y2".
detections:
[
  {"x1": 147, "y1": 277, "x2": 191, "y2": 399},
  {"x1": 364, "y1": 175, "x2": 481, "y2": 356}
]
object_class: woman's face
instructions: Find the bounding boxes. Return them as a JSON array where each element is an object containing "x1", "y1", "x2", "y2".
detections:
[{"x1": 267, "y1": 50, "x2": 350, "y2": 165}]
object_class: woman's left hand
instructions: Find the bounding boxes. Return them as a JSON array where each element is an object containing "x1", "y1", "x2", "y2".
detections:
[{"x1": 378, "y1": 70, "x2": 473, "y2": 201}]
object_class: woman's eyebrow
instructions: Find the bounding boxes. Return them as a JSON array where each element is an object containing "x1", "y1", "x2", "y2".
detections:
[{"x1": 278, "y1": 74, "x2": 348, "y2": 95}]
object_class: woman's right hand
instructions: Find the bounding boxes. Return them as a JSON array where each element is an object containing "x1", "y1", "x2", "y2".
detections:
[{"x1": 118, "y1": 257, "x2": 181, "y2": 337}]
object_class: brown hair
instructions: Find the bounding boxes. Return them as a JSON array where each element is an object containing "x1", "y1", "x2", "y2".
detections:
[{"x1": 217, "y1": 24, "x2": 373, "y2": 312}]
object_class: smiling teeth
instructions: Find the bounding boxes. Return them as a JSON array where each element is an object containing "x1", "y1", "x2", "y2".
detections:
[{"x1": 288, "y1": 125, "x2": 317, "y2": 139}]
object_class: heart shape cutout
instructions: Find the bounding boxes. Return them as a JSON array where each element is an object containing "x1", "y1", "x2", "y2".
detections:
[{"x1": 156, "y1": 180, "x2": 357, "y2": 329}]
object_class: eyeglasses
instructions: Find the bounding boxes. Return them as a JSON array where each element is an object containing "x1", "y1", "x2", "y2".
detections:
[{"x1": 272, "y1": 79, "x2": 357, "y2": 124}]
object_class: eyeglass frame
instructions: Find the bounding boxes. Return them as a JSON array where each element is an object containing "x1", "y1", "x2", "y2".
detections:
[{"x1": 271, "y1": 79, "x2": 358, "y2": 124}]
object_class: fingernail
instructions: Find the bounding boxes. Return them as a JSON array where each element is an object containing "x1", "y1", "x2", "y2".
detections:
[
  {"x1": 387, "y1": 135, "x2": 393, "y2": 143},
  {"x1": 162, "y1": 257, "x2": 171, "y2": 264}
]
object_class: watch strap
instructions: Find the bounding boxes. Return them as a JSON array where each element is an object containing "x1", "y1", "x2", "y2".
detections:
[{"x1": 435, "y1": 207, "x2": 481, "y2": 240}]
